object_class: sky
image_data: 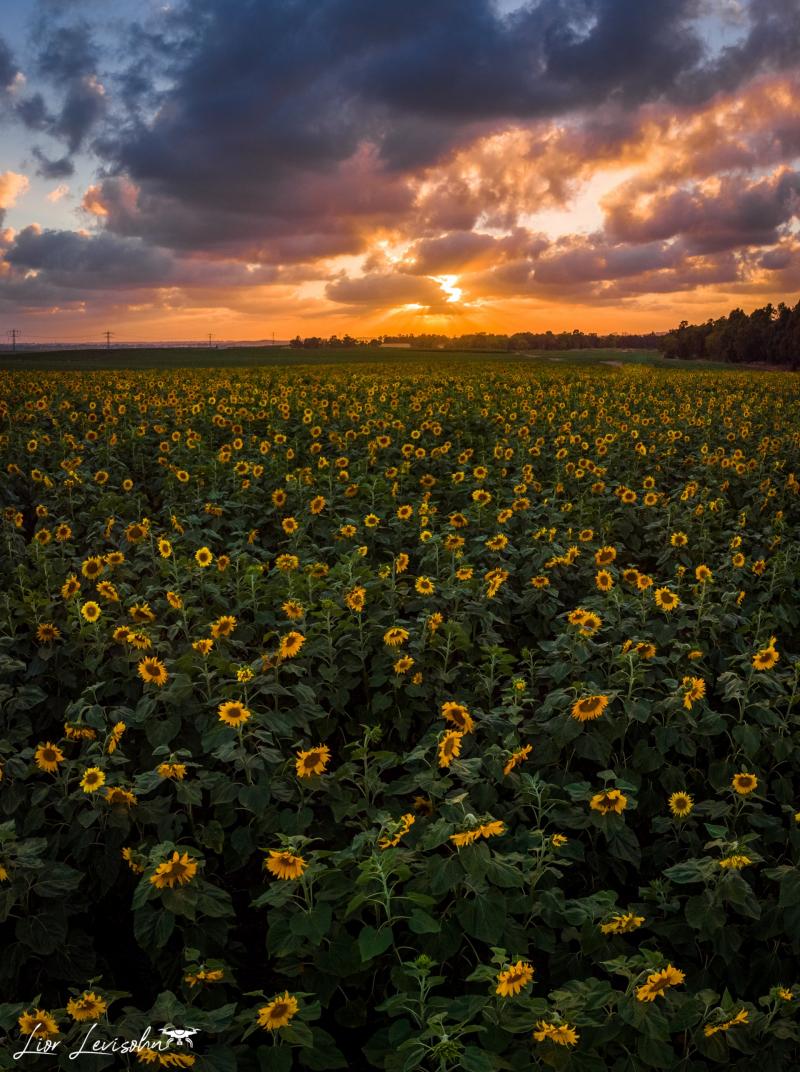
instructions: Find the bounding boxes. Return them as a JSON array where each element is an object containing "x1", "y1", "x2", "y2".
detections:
[{"x1": 0, "y1": 0, "x2": 799, "y2": 343}]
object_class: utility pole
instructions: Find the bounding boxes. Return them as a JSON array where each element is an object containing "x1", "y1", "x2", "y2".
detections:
[
  {"x1": 208, "y1": 333, "x2": 214, "y2": 348},
  {"x1": 104, "y1": 331, "x2": 113, "y2": 350},
  {"x1": 8, "y1": 328, "x2": 20, "y2": 352},
  {"x1": 272, "y1": 331, "x2": 275, "y2": 347}
]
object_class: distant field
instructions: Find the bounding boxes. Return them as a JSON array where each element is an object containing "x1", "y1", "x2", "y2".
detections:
[{"x1": 0, "y1": 345, "x2": 741, "y2": 371}]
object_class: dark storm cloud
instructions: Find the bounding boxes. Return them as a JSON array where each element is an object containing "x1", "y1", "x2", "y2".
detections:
[
  {"x1": 6, "y1": 0, "x2": 800, "y2": 313},
  {"x1": 0, "y1": 35, "x2": 18, "y2": 91},
  {"x1": 36, "y1": 22, "x2": 97, "y2": 83},
  {"x1": 605, "y1": 170, "x2": 800, "y2": 252},
  {"x1": 12, "y1": 18, "x2": 106, "y2": 173},
  {"x1": 78, "y1": 0, "x2": 794, "y2": 254},
  {"x1": 5, "y1": 226, "x2": 173, "y2": 288},
  {"x1": 677, "y1": 0, "x2": 800, "y2": 103},
  {"x1": 31, "y1": 147, "x2": 75, "y2": 178}
]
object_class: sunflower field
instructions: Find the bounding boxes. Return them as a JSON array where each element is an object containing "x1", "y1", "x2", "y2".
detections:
[{"x1": 1, "y1": 361, "x2": 800, "y2": 1071}]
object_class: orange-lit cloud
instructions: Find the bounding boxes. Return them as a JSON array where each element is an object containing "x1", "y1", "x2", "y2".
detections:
[{"x1": 3, "y1": 0, "x2": 800, "y2": 339}]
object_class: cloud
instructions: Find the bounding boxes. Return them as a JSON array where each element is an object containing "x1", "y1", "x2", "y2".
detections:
[
  {"x1": 603, "y1": 168, "x2": 800, "y2": 251},
  {"x1": 0, "y1": 34, "x2": 18, "y2": 92},
  {"x1": 4, "y1": 0, "x2": 800, "y2": 333},
  {"x1": 4, "y1": 226, "x2": 174, "y2": 289},
  {"x1": 325, "y1": 271, "x2": 444, "y2": 307},
  {"x1": 0, "y1": 171, "x2": 29, "y2": 226},
  {"x1": 46, "y1": 183, "x2": 70, "y2": 202}
]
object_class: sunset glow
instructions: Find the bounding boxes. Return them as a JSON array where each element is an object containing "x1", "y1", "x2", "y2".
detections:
[{"x1": 1, "y1": 1, "x2": 799, "y2": 341}]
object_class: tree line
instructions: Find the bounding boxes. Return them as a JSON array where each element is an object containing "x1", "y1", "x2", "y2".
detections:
[
  {"x1": 656, "y1": 301, "x2": 800, "y2": 367},
  {"x1": 288, "y1": 299, "x2": 800, "y2": 366},
  {"x1": 289, "y1": 329, "x2": 663, "y2": 350}
]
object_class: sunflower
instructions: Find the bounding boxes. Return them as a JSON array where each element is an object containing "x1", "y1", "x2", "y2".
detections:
[
  {"x1": 670, "y1": 532, "x2": 688, "y2": 547},
  {"x1": 210, "y1": 614, "x2": 237, "y2": 638},
  {"x1": 66, "y1": 991, "x2": 108, "y2": 1022},
  {"x1": 158, "y1": 538, "x2": 172, "y2": 558},
  {"x1": 81, "y1": 556, "x2": 105, "y2": 579},
  {"x1": 681, "y1": 676, "x2": 705, "y2": 710},
  {"x1": 35, "y1": 741, "x2": 64, "y2": 773},
  {"x1": 704, "y1": 1009, "x2": 749, "y2": 1037},
  {"x1": 441, "y1": 701, "x2": 475, "y2": 733},
  {"x1": 415, "y1": 576, "x2": 435, "y2": 596},
  {"x1": 578, "y1": 611, "x2": 602, "y2": 636},
  {"x1": 600, "y1": 912, "x2": 645, "y2": 934},
  {"x1": 450, "y1": 828, "x2": 482, "y2": 847},
  {"x1": 281, "y1": 600, "x2": 304, "y2": 620},
  {"x1": 150, "y1": 851, "x2": 199, "y2": 889},
  {"x1": 732, "y1": 772, "x2": 758, "y2": 795},
  {"x1": 166, "y1": 591, "x2": 183, "y2": 609},
  {"x1": 383, "y1": 626, "x2": 409, "y2": 647},
  {"x1": 36, "y1": 622, "x2": 61, "y2": 643},
  {"x1": 122, "y1": 846, "x2": 145, "y2": 874},
  {"x1": 64, "y1": 723, "x2": 96, "y2": 741},
  {"x1": 96, "y1": 580, "x2": 119, "y2": 602},
  {"x1": 753, "y1": 640, "x2": 779, "y2": 670},
  {"x1": 264, "y1": 850, "x2": 307, "y2": 880},
  {"x1": 257, "y1": 992, "x2": 299, "y2": 1031},
  {"x1": 193, "y1": 638, "x2": 213, "y2": 655},
  {"x1": 438, "y1": 730, "x2": 463, "y2": 768},
  {"x1": 635, "y1": 964, "x2": 685, "y2": 1002},
  {"x1": 719, "y1": 854, "x2": 752, "y2": 869},
  {"x1": 590, "y1": 788, "x2": 628, "y2": 815},
  {"x1": 138, "y1": 657, "x2": 169, "y2": 687},
  {"x1": 378, "y1": 812, "x2": 416, "y2": 849},
  {"x1": 127, "y1": 630, "x2": 152, "y2": 650},
  {"x1": 295, "y1": 745, "x2": 331, "y2": 778},
  {"x1": 533, "y1": 1021, "x2": 579, "y2": 1047},
  {"x1": 279, "y1": 631, "x2": 306, "y2": 658},
  {"x1": 496, "y1": 961, "x2": 534, "y2": 997},
  {"x1": 478, "y1": 819, "x2": 505, "y2": 839},
  {"x1": 107, "y1": 721, "x2": 126, "y2": 754},
  {"x1": 125, "y1": 521, "x2": 148, "y2": 543},
  {"x1": 695, "y1": 564, "x2": 712, "y2": 583},
  {"x1": 157, "y1": 762, "x2": 187, "y2": 780},
  {"x1": 105, "y1": 784, "x2": 138, "y2": 806},
  {"x1": 595, "y1": 569, "x2": 614, "y2": 591},
  {"x1": 668, "y1": 791, "x2": 694, "y2": 818},
  {"x1": 195, "y1": 546, "x2": 213, "y2": 567},
  {"x1": 654, "y1": 587, "x2": 679, "y2": 612},
  {"x1": 595, "y1": 545, "x2": 617, "y2": 565},
  {"x1": 81, "y1": 601, "x2": 102, "y2": 623},
  {"x1": 503, "y1": 743, "x2": 532, "y2": 775},
  {"x1": 81, "y1": 767, "x2": 106, "y2": 793},
  {"x1": 18, "y1": 1009, "x2": 60, "y2": 1038},
  {"x1": 130, "y1": 602, "x2": 156, "y2": 624},
  {"x1": 571, "y1": 694, "x2": 609, "y2": 722},
  {"x1": 218, "y1": 701, "x2": 252, "y2": 728}
]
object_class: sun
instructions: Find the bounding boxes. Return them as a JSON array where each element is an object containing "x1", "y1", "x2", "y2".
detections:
[{"x1": 431, "y1": 274, "x2": 463, "y2": 303}]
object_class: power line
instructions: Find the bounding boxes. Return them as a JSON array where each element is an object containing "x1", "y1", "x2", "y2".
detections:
[
  {"x1": 7, "y1": 329, "x2": 21, "y2": 353},
  {"x1": 103, "y1": 331, "x2": 114, "y2": 350}
]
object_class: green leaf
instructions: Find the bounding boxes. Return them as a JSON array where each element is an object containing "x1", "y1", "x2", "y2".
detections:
[
  {"x1": 358, "y1": 924, "x2": 394, "y2": 962},
  {"x1": 408, "y1": 910, "x2": 440, "y2": 934}
]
